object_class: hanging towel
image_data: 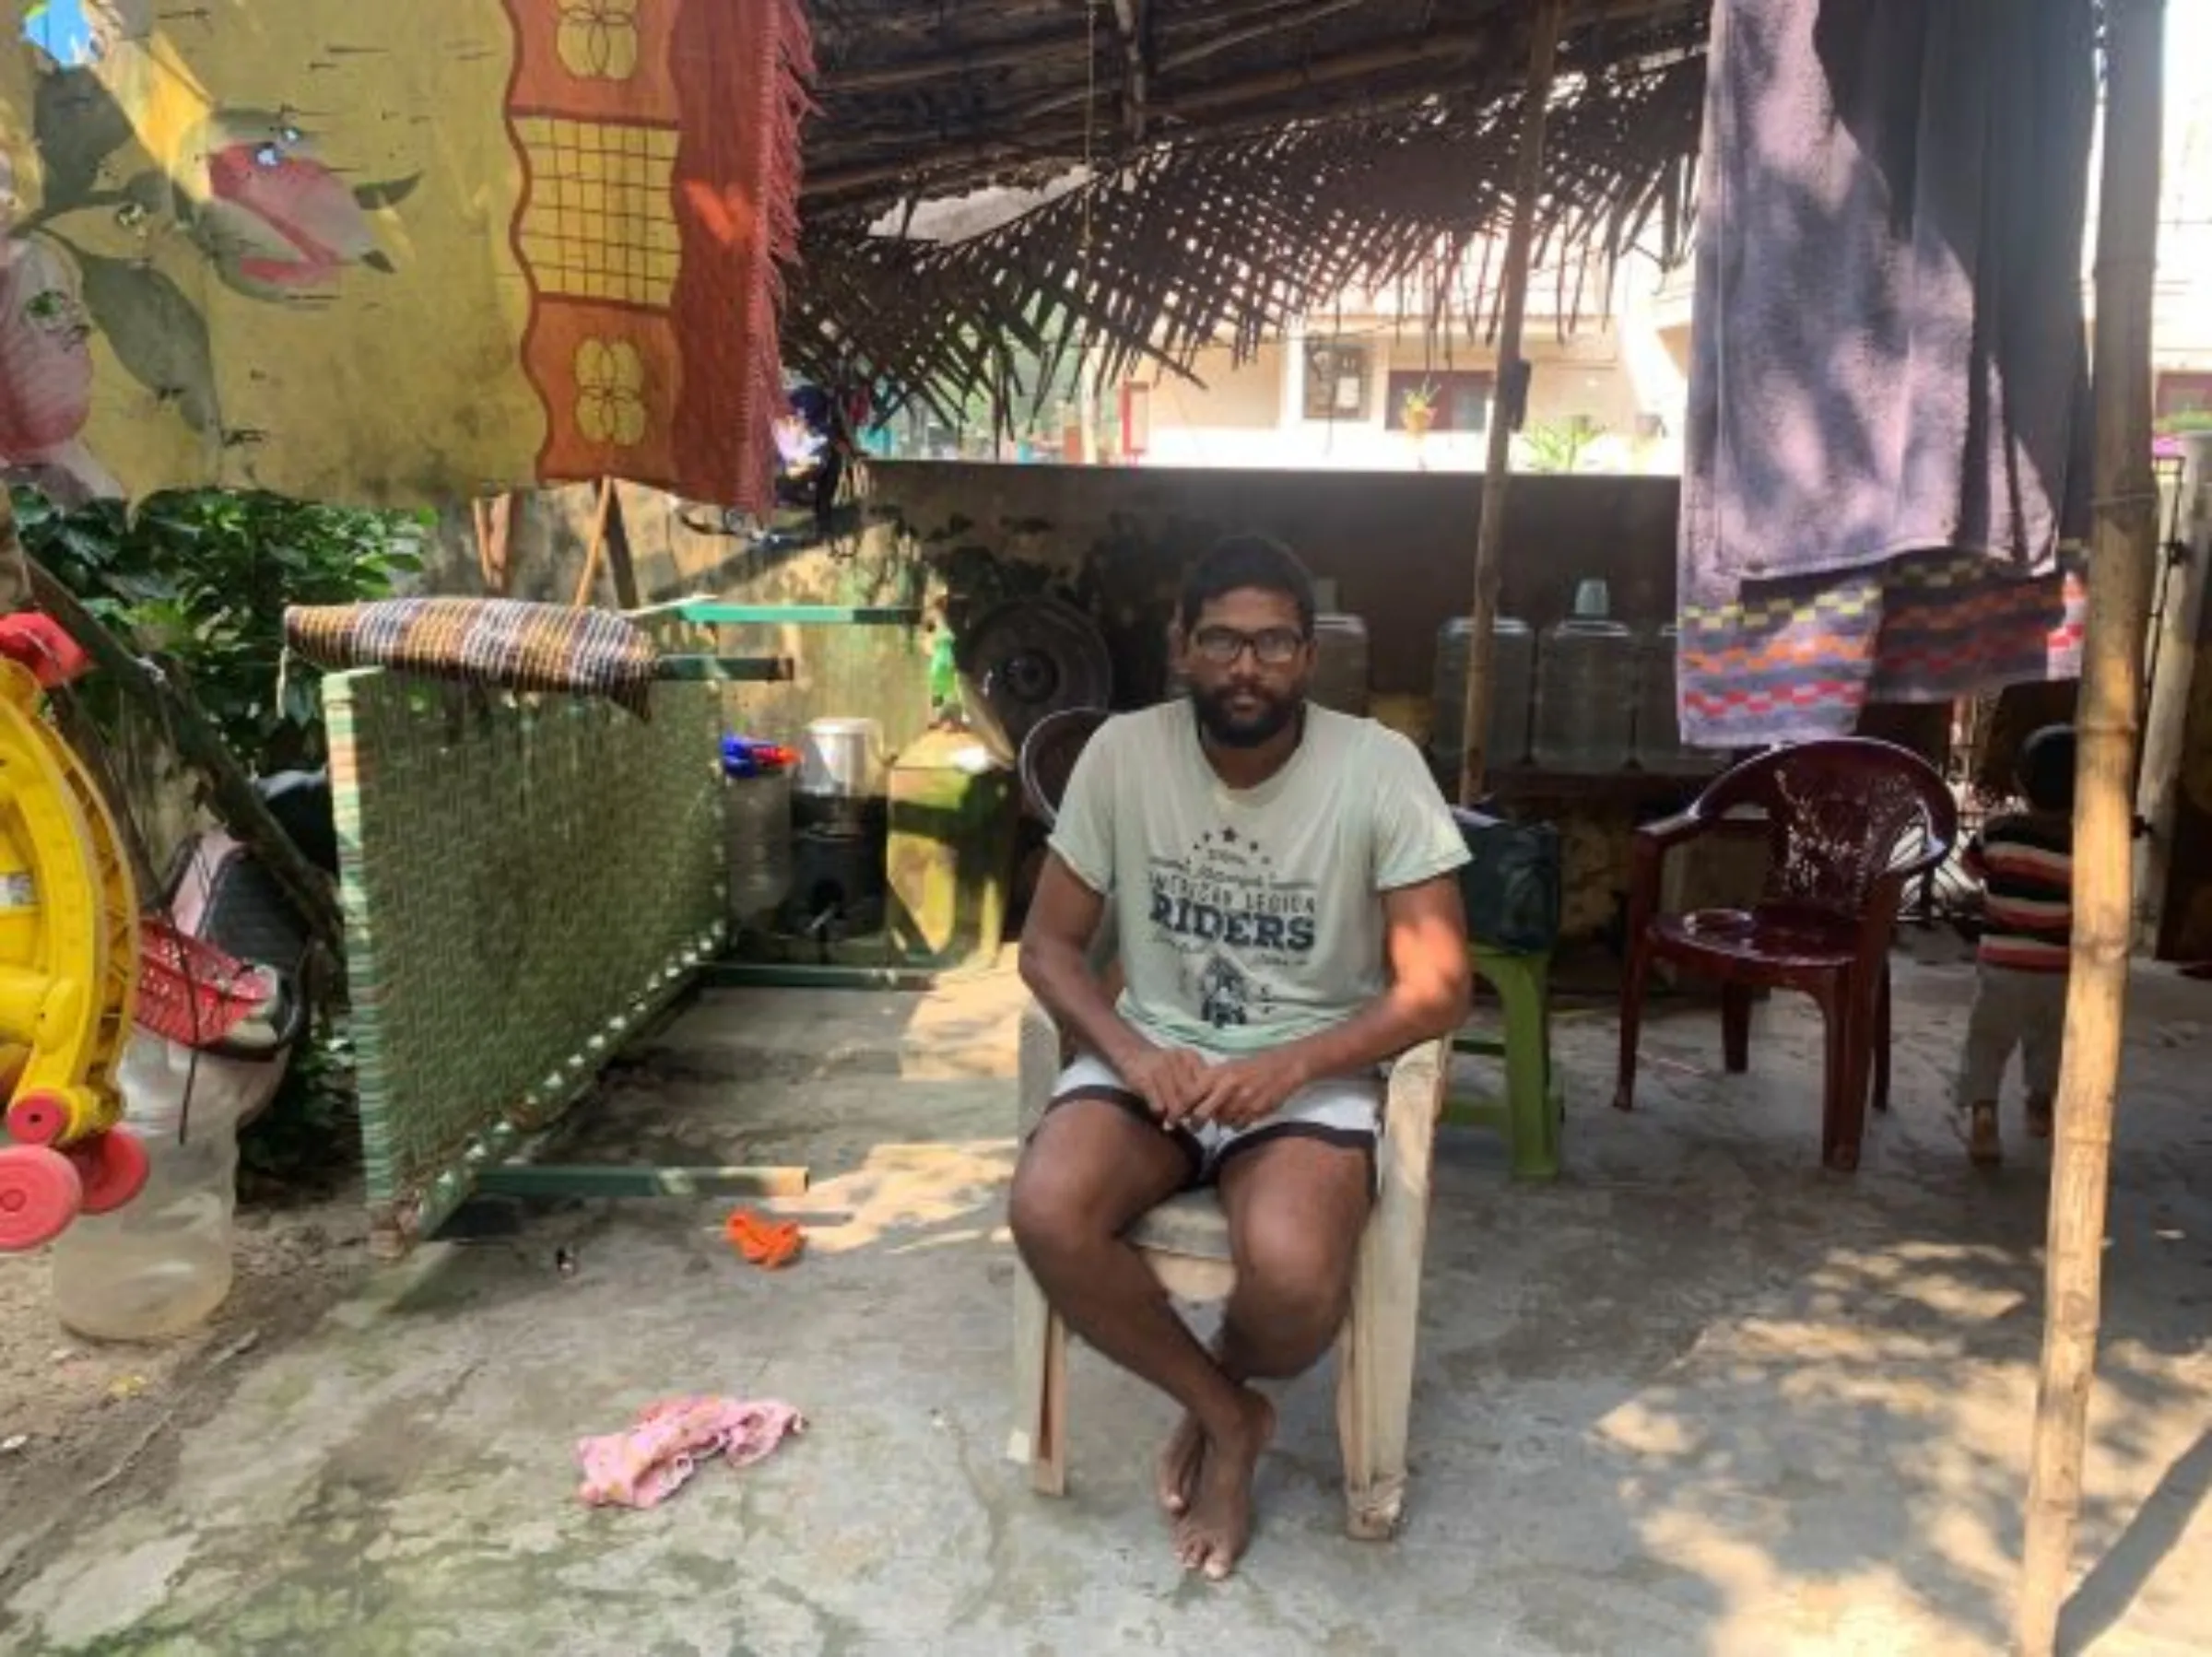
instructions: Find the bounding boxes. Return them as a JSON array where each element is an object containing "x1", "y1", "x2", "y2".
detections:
[{"x1": 1677, "y1": 0, "x2": 2096, "y2": 746}]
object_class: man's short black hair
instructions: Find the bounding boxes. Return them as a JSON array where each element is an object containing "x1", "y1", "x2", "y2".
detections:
[
  {"x1": 2018, "y1": 724, "x2": 2077, "y2": 815},
  {"x1": 1177, "y1": 533, "x2": 1317, "y2": 636}
]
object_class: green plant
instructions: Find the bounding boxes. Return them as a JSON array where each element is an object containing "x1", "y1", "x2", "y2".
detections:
[
  {"x1": 11, "y1": 487, "x2": 429, "y2": 771},
  {"x1": 12, "y1": 486, "x2": 425, "y2": 1189},
  {"x1": 1519, "y1": 417, "x2": 1606, "y2": 475}
]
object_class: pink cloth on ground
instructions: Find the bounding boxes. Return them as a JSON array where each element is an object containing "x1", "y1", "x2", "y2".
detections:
[{"x1": 577, "y1": 1395, "x2": 805, "y2": 1510}]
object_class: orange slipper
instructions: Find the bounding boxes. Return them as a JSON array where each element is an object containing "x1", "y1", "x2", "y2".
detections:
[{"x1": 724, "y1": 1208, "x2": 805, "y2": 1269}]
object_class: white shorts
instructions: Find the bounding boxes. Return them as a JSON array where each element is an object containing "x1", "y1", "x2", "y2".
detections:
[{"x1": 1047, "y1": 1051, "x2": 1382, "y2": 1188}]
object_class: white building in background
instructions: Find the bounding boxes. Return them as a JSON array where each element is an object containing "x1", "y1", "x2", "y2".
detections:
[
  {"x1": 875, "y1": 6, "x2": 2212, "y2": 472},
  {"x1": 1126, "y1": 247, "x2": 1688, "y2": 476}
]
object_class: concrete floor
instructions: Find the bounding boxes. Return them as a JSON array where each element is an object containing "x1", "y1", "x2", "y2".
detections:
[{"x1": 4, "y1": 950, "x2": 2209, "y2": 1656}]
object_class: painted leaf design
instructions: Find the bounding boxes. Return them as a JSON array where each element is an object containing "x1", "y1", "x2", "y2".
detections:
[
  {"x1": 72, "y1": 252, "x2": 221, "y2": 435},
  {"x1": 353, "y1": 174, "x2": 422, "y2": 212},
  {"x1": 32, "y1": 68, "x2": 135, "y2": 208}
]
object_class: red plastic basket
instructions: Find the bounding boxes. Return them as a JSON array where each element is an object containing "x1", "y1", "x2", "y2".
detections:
[{"x1": 134, "y1": 918, "x2": 282, "y2": 1051}]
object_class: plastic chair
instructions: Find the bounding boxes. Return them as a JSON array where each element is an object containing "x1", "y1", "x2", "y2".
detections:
[
  {"x1": 1008, "y1": 1003, "x2": 1450, "y2": 1539},
  {"x1": 1612, "y1": 738, "x2": 1958, "y2": 1171},
  {"x1": 1445, "y1": 944, "x2": 1561, "y2": 1180},
  {"x1": 1006, "y1": 702, "x2": 1455, "y2": 1532}
]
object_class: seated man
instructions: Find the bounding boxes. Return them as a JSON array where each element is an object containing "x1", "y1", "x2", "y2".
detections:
[{"x1": 1010, "y1": 534, "x2": 1472, "y2": 1580}]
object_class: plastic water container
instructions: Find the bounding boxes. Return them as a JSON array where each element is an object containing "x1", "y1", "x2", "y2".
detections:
[
  {"x1": 1310, "y1": 613, "x2": 1371, "y2": 715},
  {"x1": 1632, "y1": 625, "x2": 1718, "y2": 774},
  {"x1": 725, "y1": 769, "x2": 794, "y2": 929},
  {"x1": 1430, "y1": 615, "x2": 1535, "y2": 772},
  {"x1": 1533, "y1": 581, "x2": 1636, "y2": 772},
  {"x1": 50, "y1": 1034, "x2": 246, "y2": 1341}
]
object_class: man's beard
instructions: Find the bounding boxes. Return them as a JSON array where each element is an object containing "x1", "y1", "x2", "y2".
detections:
[{"x1": 1190, "y1": 684, "x2": 1301, "y2": 749}]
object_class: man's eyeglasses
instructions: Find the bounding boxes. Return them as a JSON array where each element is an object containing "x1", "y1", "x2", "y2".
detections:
[{"x1": 1191, "y1": 626, "x2": 1308, "y2": 667}]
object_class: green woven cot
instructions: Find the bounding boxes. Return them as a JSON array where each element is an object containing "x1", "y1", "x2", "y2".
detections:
[{"x1": 326, "y1": 671, "x2": 724, "y2": 1254}]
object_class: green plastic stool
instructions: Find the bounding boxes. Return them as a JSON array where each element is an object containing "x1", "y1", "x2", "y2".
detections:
[{"x1": 1444, "y1": 944, "x2": 1561, "y2": 1180}]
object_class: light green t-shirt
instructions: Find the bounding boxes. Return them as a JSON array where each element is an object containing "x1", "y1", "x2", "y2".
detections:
[{"x1": 1048, "y1": 700, "x2": 1471, "y2": 1056}]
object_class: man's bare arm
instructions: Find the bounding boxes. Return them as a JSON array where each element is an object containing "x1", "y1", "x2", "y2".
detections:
[
  {"x1": 1019, "y1": 854, "x2": 1206, "y2": 1114},
  {"x1": 1018, "y1": 854, "x2": 1147, "y2": 1072},
  {"x1": 1187, "y1": 874, "x2": 1471, "y2": 1125}
]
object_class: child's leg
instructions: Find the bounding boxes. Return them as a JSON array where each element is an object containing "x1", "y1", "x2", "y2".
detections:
[
  {"x1": 1957, "y1": 970, "x2": 2022, "y2": 1166},
  {"x1": 2018, "y1": 976, "x2": 2069, "y2": 1138}
]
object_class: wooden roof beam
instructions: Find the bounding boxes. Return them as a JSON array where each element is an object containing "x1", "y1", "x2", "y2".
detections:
[
  {"x1": 1112, "y1": 0, "x2": 1150, "y2": 143},
  {"x1": 819, "y1": 24, "x2": 1093, "y2": 94}
]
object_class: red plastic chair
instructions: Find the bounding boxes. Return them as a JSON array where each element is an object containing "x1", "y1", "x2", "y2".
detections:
[{"x1": 1612, "y1": 738, "x2": 1959, "y2": 1171}]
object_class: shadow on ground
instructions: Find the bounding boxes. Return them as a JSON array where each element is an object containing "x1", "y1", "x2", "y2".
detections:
[{"x1": 2, "y1": 955, "x2": 2206, "y2": 1655}]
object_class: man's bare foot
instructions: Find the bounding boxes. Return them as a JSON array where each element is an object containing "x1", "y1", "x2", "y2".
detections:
[
  {"x1": 1174, "y1": 1389, "x2": 1275, "y2": 1581},
  {"x1": 1156, "y1": 1413, "x2": 1206, "y2": 1515}
]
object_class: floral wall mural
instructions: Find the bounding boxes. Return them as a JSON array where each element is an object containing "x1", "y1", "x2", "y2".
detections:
[{"x1": 0, "y1": 0, "x2": 808, "y2": 512}]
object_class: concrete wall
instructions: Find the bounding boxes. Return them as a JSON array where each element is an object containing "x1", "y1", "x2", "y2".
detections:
[
  {"x1": 427, "y1": 464, "x2": 1682, "y2": 709},
  {"x1": 860, "y1": 461, "x2": 1681, "y2": 702},
  {"x1": 419, "y1": 464, "x2": 1683, "y2": 943}
]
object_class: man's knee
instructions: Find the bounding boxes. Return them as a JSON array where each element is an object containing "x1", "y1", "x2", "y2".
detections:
[
  {"x1": 1230, "y1": 1222, "x2": 1356, "y2": 1367},
  {"x1": 1007, "y1": 1154, "x2": 1089, "y2": 1265},
  {"x1": 1007, "y1": 1130, "x2": 1140, "y2": 1267}
]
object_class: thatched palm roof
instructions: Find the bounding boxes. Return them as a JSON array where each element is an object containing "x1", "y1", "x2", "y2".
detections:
[{"x1": 789, "y1": 0, "x2": 1712, "y2": 420}]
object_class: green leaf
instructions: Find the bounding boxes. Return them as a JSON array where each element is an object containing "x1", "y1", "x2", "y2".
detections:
[
  {"x1": 103, "y1": 570, "x2": 177, "y2": 605},
  {"x1": 57, "y1": 522, "x2": 117, "y2": 570},
  {"x1": 31, "y1": 67, "x2": 135, "y2": 208},
  {"x1": 353, "y1": 174, "x2": 423, "y2": 212},
  {"x1": 73, "y1": 253, "x2": 222, "y2": 434}
]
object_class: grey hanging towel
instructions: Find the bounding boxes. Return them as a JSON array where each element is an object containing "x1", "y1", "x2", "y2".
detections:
[{"x1": 1677, "y1": 0, "x2": 2096, "y2": 746}]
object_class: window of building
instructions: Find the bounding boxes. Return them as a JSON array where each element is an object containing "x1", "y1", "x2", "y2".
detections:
[
  {"x1": 2157, "y1": 372, "x2": 2212, "y2": 422},
  {"x1": 1384, "y1": 370, "x2": 1493, "y2": 432},
  {"x1": 1302, "y1": 339, "x2": 1371, "y2": 421}
]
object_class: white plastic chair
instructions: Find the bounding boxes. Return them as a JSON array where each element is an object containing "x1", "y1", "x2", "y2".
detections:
[{"x1": 1006, "y1": 999, "x2": 1448, "y2": 1538}]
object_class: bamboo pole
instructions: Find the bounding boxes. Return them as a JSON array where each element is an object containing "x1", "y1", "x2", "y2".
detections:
[
  {"x1": 571, "y1": 478, "x2": 618, "y2": 608},
  {"x1": 2017, "y1": 4, "x2": 2166, "y2": 1653},
  {"x1": 1456, "y1": 0, "x2": 1563, "y2": 807}
]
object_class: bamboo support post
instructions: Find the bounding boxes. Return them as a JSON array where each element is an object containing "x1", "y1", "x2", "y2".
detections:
[
  {"x1": 572, "y1": 478, "x2": 618, "y2": 608},
  {"x1": 1112, "y1": 0, "x2": 1148, "y2": 143},
  {"x1": 1456, "y1": 0, "x2": 1563, "y2": 807},
  {"x1": 473, "y1": 494, "x2": 514, "y2": 595},
  {"x1": 2017, "y1": 4, "x2": 2166, "y2": 1653},
  {"x1": 602, "y1": 485, "x2": 641, "y2": 611}
]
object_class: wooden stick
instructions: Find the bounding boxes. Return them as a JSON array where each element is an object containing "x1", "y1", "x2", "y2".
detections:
[
  {"x1": 2017, "y1": 5, "x2": 2165, "y2": 1653},
  {"x1": 26, "y1": 558, "x2": 346, "y2": 952},
  {"x1": 471, "y1": 499, "x2": 494, "y2": 588},
  {"x1": 601, "y1": 485, "x2": 641, "y2": 610},
  {"x1": 1457, "y1": 0, "x2": 1563, "y2": 806},
  {"x1": 1112, "y1": 0, "x2": 1148, "y2": 144},
  {"x1": 489, "y1": 494, "x2": 514, "y2": 595},
  {"x1": 571, "y1": 477, "x2": 618, "y2": 608}
]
